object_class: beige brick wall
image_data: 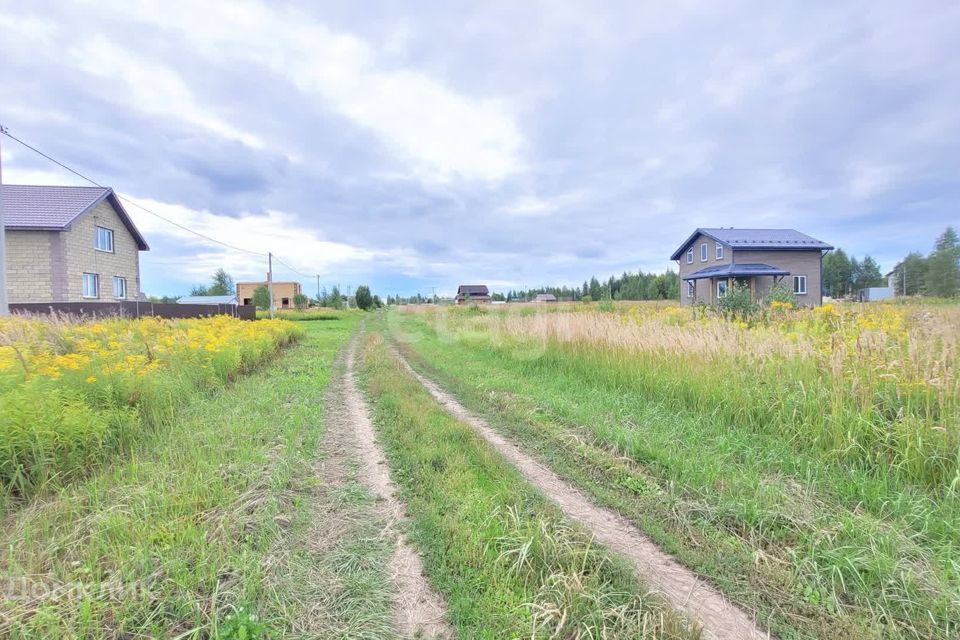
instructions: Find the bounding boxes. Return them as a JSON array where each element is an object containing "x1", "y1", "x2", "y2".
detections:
[
  {"x1": 4, "y1": 230, "x2": 54, "y2": 303},
  {"x1": 63, "y1": 200, "x2": 142, "y2": 302},
  {"x1": 237, "y1": 281, "x2": 303, "y2": 309}
]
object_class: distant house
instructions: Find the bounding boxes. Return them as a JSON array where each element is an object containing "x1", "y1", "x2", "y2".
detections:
[
  {"x1": 2, "y1": 184, "x2": 149, "y2": 303},
  {"x1": 534, "y1": 293, "x2": 557, "y2": 303},
  {"x1": 455, "y1": 284, "x2": 490, "y2": 304},
  {"x1": 236, "y1": 278, "x2": 302, "y2": 309},
  {"x1": 176, "y1": 294, "x2": 239, "y2": 305},
  {"x1": 671, "y1": 228, "x2": 833, "y2": 307}
]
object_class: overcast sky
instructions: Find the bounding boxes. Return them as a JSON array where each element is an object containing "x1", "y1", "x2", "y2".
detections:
[{"x1": 1, "y1": 1, "x2": 958, "y2": 297}]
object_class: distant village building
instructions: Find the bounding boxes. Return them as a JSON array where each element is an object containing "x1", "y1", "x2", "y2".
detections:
[
  {"x1": 534, "y1": 293, "x2": 557, "y2": 303},
  {"x1": 455, "y1": 284, "x2": 490, "y2": 304},
  {"x1": 237, "y1": 278, "x2": 302, "y2": 309},
  {"x1": 2, "y1": 185, "x2": 149, "y2": 303},
  {"x1": 671, "y1": 228, "x2": 833, "y2": 307}
]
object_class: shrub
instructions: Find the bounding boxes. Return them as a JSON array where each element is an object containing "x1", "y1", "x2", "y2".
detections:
[
  {"x1": 293, "y1": 293, "x2": 309, "y2": 311},
  {"x1": 715, "y1": 283, "x2": 758, "y2": 321},
  {"x1": 765, "y1": 282, "x2": 797, "y2": 308},
  {"x1": 252, "y1": 286, "x2": 271, "y2": 311}
]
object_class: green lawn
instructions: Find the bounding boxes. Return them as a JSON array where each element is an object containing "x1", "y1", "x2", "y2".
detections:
[
  {"x1": 0, "y1": 317, "x2": 378, "y2": 638},
  {"x1": 386, "y1": 310, "x2": 960, "y2": 640},
  {"x1": 357, "y1": 327, "x2": 696, "y2": 639}
]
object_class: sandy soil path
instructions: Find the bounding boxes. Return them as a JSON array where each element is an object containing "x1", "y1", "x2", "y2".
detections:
[
  {"x1": 321, "y1": 336, "x2": 453, "y2": 639},
  {"x1": 390, "y1": 346, "x2": 773, "y2": 640}
]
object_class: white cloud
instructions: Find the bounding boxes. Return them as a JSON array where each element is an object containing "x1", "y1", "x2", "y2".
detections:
[
  {"x1": 122, "y1": 196, "x2": 380, "y2": 281},
  {"x1": 103, "y1": 0, "x2": 525, "y2": 183},
  {"x1": 67, "y1": 37, "x2": 264, "y2": 149}
]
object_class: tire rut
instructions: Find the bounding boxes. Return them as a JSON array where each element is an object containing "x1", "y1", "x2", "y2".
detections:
[
  {"x1": 389, "y1": 345, "x2": 773, "y2": 640},
  {"x1": 323, "y1": 335, "x2": 453, "y2": 639}
]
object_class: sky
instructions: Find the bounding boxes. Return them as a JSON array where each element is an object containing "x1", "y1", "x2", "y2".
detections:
[{"x1": 1, "y1": 0, "x2": 958, "y2": 298}]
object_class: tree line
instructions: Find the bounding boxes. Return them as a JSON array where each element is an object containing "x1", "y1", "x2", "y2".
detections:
[{"x1": 886, "y1": 227, "x2": 959, "y2": 297}]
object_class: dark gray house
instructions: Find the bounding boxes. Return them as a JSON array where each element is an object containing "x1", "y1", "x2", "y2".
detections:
[
  {"x1": 671, "y1": 228, "x2": 833, "y2": 307},
  {"x1": 455, "y1": 284, "x2": 490, "y2": 304}
]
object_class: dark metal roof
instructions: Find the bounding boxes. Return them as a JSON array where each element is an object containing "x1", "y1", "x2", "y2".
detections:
[
  {"x1": 682, "y1": 263, "x2": 790, "y2": 280},
  {"x1": 671, "y1": 227, "x2": 832, "y2": 260},
  {"x1": 1, "y1": 184, "x2": 149, "y2": 250},
  {"x1": 457, "y1": 284, "x2": 489, "y2": 295}
]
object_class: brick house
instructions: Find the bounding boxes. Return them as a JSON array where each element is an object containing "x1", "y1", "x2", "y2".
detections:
[
  {"x1": 236, "y1": 279, "x2": 302, "y2": 310},
  {"x1": 2, "y1": 185, "x2": 149, "y2": 303},
  {"x1": 671, "y1": 228, "x2": 833, "y2": 307}
]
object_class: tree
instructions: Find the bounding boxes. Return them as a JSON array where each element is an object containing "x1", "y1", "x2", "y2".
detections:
[
  {"x1": 925, "y1": 227, "x2": 960, "y2": 297},
  {"x1": 252, "y1": 285, "x2": 271, "y2": 311},
  {"x1": 293, "y1": 293, "x2": 309, "y2": 311},
  {"x1": 328, "y1": 285, "x2": 344, "y2": 310},
  {"x1": 852, "y1": 255, "x2": 884, "y2": 291},
  {"x1": 189, "y1": 285, "x2": 209, "y2": 296},
  {"x1": 354, "y1": 285, "x2": 373, "y2": 310},
  {"x1": 890, "y1": 252, "x2": 928, "y2": 296},
  {"x1": 822, "y1": 249, "x2": 853, "y2": 297},
  {"x1": 208, "y1": 269, "x2": 235, "y2": 296}
]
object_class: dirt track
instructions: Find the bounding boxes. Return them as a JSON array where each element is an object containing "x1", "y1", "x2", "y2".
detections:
[
  {"x1": 390, "y1": 345, "x2": 773, "y2": 640},
  {"x1": 321, "y1": 337, "x2": 452, "y2": 639}
]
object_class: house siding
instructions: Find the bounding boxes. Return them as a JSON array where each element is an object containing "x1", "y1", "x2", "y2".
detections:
[
  {"x1": 733, "y1": 249, "x2": 823, "y2": 306},
  {"x1": 63, "y1": 200, "x2": 142, "y2": 301},
  {"x1": 677, "y1": 233, "x2": 732, "y2": 306},
  {"x1": 4, "y1": 230, "x2": 54, "y2": 303}
]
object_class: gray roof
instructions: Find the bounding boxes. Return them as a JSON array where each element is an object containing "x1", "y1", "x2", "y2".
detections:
[
  {"x1": 1, "y1": 184, "x2": 149, "y2": 250},
  {"x1": 176, "y1": 295, "x2": 239, "y2": 305},
  {"x1": 682, "y1": 263, "x2": 790, "y2": 280},
  {"x1": 457, "y1": 284, "x2": 489, "y2": 295},
  {"x1": 671, "y1": 227, "x2": 831, "y2": 260}
]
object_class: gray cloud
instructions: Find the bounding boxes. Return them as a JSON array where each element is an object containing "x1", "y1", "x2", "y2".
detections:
[{"x1": 1, "y1": 0, "x2": 958, "y2": 296}]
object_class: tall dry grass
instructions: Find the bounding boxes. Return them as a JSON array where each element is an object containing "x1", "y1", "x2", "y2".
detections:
[{"x1": 420, "y1": 303, "x2": 960, "y2": 490}]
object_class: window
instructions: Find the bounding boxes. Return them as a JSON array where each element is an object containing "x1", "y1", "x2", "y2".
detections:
[
  {"x1": 281, "y1": 297, "x2": 290, "y2": 308},
  {"x1": 82, "y1": 273, "x2": 99, "y2": 298},
  {"x1": 717, "y1": 280, "x2": 728, "y2": 298},
  {"x1": 113, "y1": 276, "x2": 127, "y2": 299},
  {"x1": 95, "y1": 226, "x2": 114, "y2": 252},
  {"x1": 700, "y1": 243, "x2": 708, "y2": 261},
  {"x1": 793, "y1": 275, "x2": 807, "y2": 295},
  {"x1": 716, "y1": 243, "x2": 724, "y2": 260},
  {"x1": 686, "y1": 280, "x2": 695, "y2": 298},
  {"x1": 686, "y1": 249, "x2": 693, "y2": 264}
]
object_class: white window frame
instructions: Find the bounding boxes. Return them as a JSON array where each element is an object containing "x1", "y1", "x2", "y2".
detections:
[
  {"x1": 793, "y1": 275, "x2": 807, "y2": 295},
  {"x1": 686, "y1": 249, "x2": 693, "y2": 264},
  {"x1": 700, "y1": 242, "x2": 708, "y2": 262},
  {"x1": 113, "y1": 276, "x2": 127, "y2": 299},
  {"x1": 717, "y1": 280, "x2": 728, "y2": 298},
  {"x1": 82, "y1": 273, "x2": 99, "y2": 299},
  {"x1": 95, "y1": 226, "x2": 114, "y2": 253},
  {"x1": 716, "y1": 243, "x2": 724, "y2": 260}
]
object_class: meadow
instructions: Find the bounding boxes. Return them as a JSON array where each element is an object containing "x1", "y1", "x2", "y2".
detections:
[
  {"x1": 0, "y1": 315, "x2": 366, "y2": 638},
  {"x1": 388, "y1": 301, "x2": 960, "y2": 639},
  {"x1": 0, "y1": 315, "x2": 302, "y2": 502}
]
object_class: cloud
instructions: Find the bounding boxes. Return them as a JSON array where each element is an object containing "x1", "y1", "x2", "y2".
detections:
[
  {"x1": 105, "y1": 0, "x2": 526, "y2": 183},
  {"x1": 1, "y1": 0, "x2": 958, "y2": 296}
]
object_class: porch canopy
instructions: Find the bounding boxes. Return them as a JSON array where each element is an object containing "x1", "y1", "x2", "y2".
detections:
[{"x1": 682, "y1": 263, "x2": 789, "y2": 280}]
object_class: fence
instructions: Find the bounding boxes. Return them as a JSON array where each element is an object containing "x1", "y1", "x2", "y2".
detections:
[{"x1": 8, "y1": 301, "x2": 257, "y2": 321}]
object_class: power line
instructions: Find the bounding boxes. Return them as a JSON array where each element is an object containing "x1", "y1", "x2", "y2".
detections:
[
  {"x1": 0, "y1": 126, "x2": 266, "y2": 257},
  {"x1": 270, "y1": 253, "x2": 312, "y2": 279}
]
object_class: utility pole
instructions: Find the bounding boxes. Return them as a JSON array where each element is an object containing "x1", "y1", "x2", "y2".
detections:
[
  {"x1": 346, "y1": 285, "x2": 351, "y2": 309},
  {"x1": 316, "y1": 274, "x2": 320, "y2": 301},
  {"x1": 267, "y1": 252, "x2": 275, "y2": 319},
  {"x1": 0, "y1": 126, "x2": 8, "y2": 316},
  {"x1": 431, "y1": 286, "x2": 436, "y2": 303}
]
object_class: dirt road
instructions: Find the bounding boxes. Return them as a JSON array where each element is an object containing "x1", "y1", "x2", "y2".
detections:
[{"x1": 390, "y1": 345, "x2": 772, "y2": 640}]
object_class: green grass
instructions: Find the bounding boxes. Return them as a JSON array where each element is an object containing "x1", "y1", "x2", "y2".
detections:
[
  {"x1": 0, "y1": 316, "x2": 381, "y2": 638},
  {"x1": 386, "y1": 310, "x2": 960, "y2": 640},
  {"x1": 357, "y1": 327, "x2": 697, "y2": 639}
]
